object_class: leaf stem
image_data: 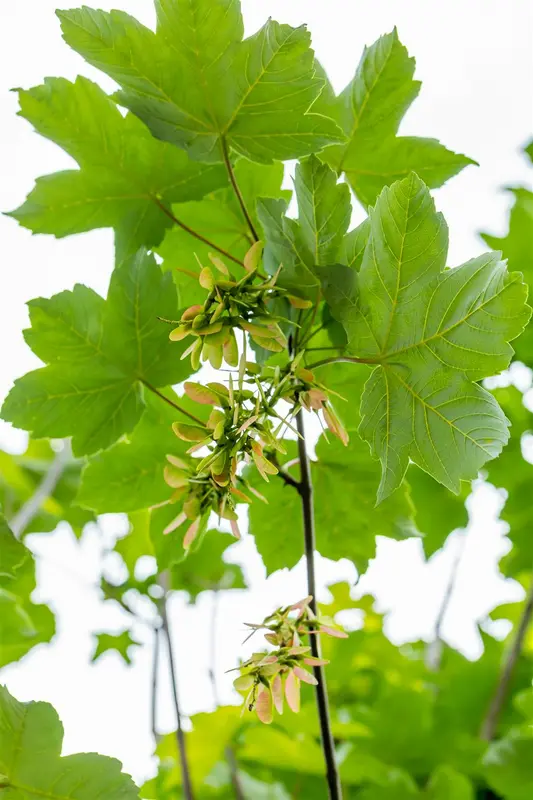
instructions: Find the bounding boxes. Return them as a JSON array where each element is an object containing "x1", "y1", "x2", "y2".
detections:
[
  {"x1": 306, "y1": 356, "x2": 377, "y2": 370},
  {"x1": 141, "y1": 380, "x2": 205, "y2": 426},
  {"x1": 480, "y1": 573, "x2": 533, "y2": 741},
  {"x1": 221, "y1": 137, "x2": 260, "y2": 243},
  {"x1": 160, "y1": 587, "x2": 195, "y2": 800},
  {"x1": 153, "y1": 197, "x2": 245, "y2": 267},
  {"x1": 295, "y1": 410, "x2": 343, "y2": 800}
]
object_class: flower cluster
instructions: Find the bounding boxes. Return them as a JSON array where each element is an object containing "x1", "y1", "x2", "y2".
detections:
[
  {"x1": 167, "y1": 243, "x2": 308, "y2": 369},
  {"x1": 232, "y1": 596, "x2": 347, "y2": 724}
]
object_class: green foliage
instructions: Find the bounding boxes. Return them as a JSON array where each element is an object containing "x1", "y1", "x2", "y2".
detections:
[
  {"x1": 3, "y1": 3, "x2": 533, "y2": 799},
  {"x1": 0, "y1": 516, "x2": 55, "y2": 668},
  {"x1": 57, "y1": 3, "x2": 344, "y2": 164},
  {"x1": 2, "y1": 250, "x2": 192, "y2": 456},
  {"x1": 92, "y1": 630, "x2": 142, "y2": 665},
  {"x1": 9, "y1": 77, "x2": 225, "y2": 262},
  {"x1": 315, "y1": 29, "x2": 475, "y2": 206},
  {"x1": 326, "y1": 173, "x2": 530, "y2": 500},
  {"x1": 0, "y1": 685, "x2": 140, "y2": 798}
]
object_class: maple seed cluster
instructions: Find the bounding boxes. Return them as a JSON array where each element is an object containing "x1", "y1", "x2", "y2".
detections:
[
  {"x1": 233, "y1": 596, "x2": 347, "y2": 724},
  {"x1": 163, "y1": 376, "x2": 284, "y2": 548},
  {"x1": 167, "y1": 242, "x2": 307, "y2": 370}
]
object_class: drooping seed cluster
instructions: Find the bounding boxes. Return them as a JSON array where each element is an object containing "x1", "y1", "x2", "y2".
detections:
[{"x1": 232, "y1": 596, "x2": 347, "y2": 724}]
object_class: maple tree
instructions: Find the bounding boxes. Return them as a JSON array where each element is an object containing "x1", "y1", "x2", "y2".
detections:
[{"x1": 1, "y1": 2, "x2": 533, "y2": 799}]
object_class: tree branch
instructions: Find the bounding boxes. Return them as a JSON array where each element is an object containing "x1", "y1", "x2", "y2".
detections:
[
  {"x1": 160, "y1": 584, "x2": 195, "y2": 800},
  {"x1": 426, "y1": 530, "x2": 468, "y2": 672},
  {"x1": 151, "y1": 625, "x2": 161, "y2": 745},
  {"x1": 153, "y1": 197, "x2": 245, "y2": 267},
  {"x1": 221, "y1": 138, "x2": 259, "y2": 243},
  {"x1": 10, "y1": 442, "x2": 71, "y2": 538},
  {"x1": 480, "y1": 573, "x2": 533, "y2": 741},
  {"x1": 296, "y1": 410, "x2": 342, "y2": 800},
  {"x1": 141, "y1": 380, "x2": 205, "y2": 426}
]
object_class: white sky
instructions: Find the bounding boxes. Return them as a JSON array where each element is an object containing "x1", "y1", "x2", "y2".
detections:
[{"x1": 1, "y1": 0, "x2": 532, "y2": 786}]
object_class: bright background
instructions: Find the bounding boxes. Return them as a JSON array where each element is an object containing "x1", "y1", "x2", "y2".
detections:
[{"x1": 1, "y1": 0, "x2": 532, "y2": 785}]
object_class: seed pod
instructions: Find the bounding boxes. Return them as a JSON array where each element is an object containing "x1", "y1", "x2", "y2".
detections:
[
  {"x1": 184, "y1": 382, "x2": 219, "y2": 405},
  {"x1": 208, "y1": 253, "x2": 230, "y2": 276},
  {"x1": 163, "y1": 464, "x2": 188, "y2": 488},
  {"x1": 183, "y1": 494, "x2": 201, "y2": 520},
  {"x1": 244, "y1": 240, "x2": 263, "y2": 273},
  {"x1": 183, "y1": 516, "x2": 201, "y2": 550},
  {"x1": 172, "y1": 422, "x2": 209, "y2": 442},
  {"x1": 169, "y1": 325, "x2": 189, "y2": 342},
  {"x1": 199, "y1": 266, "x2": 214, "y2": 290},
  {"x1": 288, "y1": 295, "x2": 313, "y2": 309},
  {"x1": 181, "y1": 304, "x2": 203, "y2": 321},
  {"x1": 252, "y1": 335, "x2": 284, "y2": 353},
  {"x1": 190, "y1": 338, "x2": 203, "y2": 371},
  {"x1": 192, "y1": 313, "x2": 209, "y2": 330},
  {"x1": 194, "y1": 320, "x2": 223, "y2": 336},
  {"x1": 223, "y1": 329, "x2": 239, "y2": 367}
]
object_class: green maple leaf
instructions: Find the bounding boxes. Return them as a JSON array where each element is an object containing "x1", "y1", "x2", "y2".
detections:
[
  {"x1": 481, "y1": 143, "x2": 533, "y2": 368},
  {"x1": 257, "y1": 154, "x2": 351, "y2": 297},
  {"x1": 485, "y1": 387, "x2": 533, "y2": 579},
  {"x1": 57, "y1": 2, "x2": 344, "y2": 165},
  {"x1": 0, "y1": 516, "x2": 55, "y2": 669},
  {"x1": 314, "y1": 29, "x2": 476, "y2": 206},
  {"x1": 0, "y1": 514, "x2": 27, "y2": 578},
  {"x1": 8, "y1": 77, "x2": 226, "y2": 262},
  {"x1": 92, "y1": 630, "x2": 141, "y2": 665},
  {"x1": 0, "y1": 685, "x2": 140, "y2": 798},
  {"x1": 324, "y1": 173, "x2": 530, "y2": 501},
  {"x1": 1, "y1": 249, "x2": 192, "y2": 456}
]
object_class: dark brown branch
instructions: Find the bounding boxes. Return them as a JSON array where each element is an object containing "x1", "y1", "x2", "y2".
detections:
[
  {"x1": 160, "y1": 590, "x2": 195, "y2": 800},
  {"x1": 480, "y1": 574, "x2": 533, "y2": 741},
  {"x1": 141, "y1": 379, "x2": 205, "y2": 426},
  {"x1": 221, "y1": 138, "x2": 260, "y2": 242},
  {"x1": 296, "y1": 410, "x2": 343, "y2": 800},
  {"x1": 153, "y1": 196, "x2": 245, "y2": 267}
]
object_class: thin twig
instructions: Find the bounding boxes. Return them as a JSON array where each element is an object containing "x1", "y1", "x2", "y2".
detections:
[
  {"x1": 141, "y1": 379, "x2": 205, "y2": 426},
  {"x1": 153, "y1": 197, "x2": 245, "y2": 267},
  {"x1": 160, "y1": 586, "x2": 195, "y2": 800},
  {"x1": 221, "y1": 138, "x2": 259, "y2": 242},
  {"x1": 151, "y1": 625, "x2": 161, "y2": 745},
  {"x1": 425, "y1": 530, "x2": 468, "y2": 671},
  {"x1": 296, "y1": 410, "x2": 342, "y2": 800},
  {"x1": 10, "y1": 442, "x2": 71, "y2": 538},
  {"x1": 480, "y1": 573, "x2": 533, "y2": 741}
]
